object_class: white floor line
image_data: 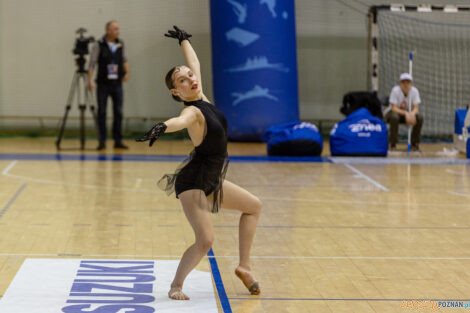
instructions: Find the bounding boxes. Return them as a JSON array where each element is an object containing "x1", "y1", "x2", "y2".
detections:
[
  {"x1": 344, "y1": 164, "x2": 389, "y2": 191},
  {"x1": 2, "y1": 159, "x2": 157, "y2": 193},
  {"x1": 448, "y1": 191, "x2": 470, "y2": 198},
  {"x1": 445, "y1": 168, "x2": 464, "y2": 176},
  {"x1": 2, "y1": 166, "x2": 156, "y2": 194},
  {"x1": 259, "y1": 195, "x2": 470, "y2": 207},
  {"x1": 0, "y1": 253, "x2": 469, "y2": 260},
  {"x1": 2, "y1": 160, "x2": 17, "y2": 175},
  {"x1": 4, "y1": 161, "x2": 467, "y2": 205}
]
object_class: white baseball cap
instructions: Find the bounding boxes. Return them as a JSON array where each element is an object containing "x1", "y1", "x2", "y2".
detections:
[{"x1": 399, "y1": 73, "x2": 413, "y2": 82}]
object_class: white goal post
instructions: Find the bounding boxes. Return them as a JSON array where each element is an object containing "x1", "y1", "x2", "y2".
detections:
[{"x1": 368, "y1": 4, "x2": 470, "y2": 142}]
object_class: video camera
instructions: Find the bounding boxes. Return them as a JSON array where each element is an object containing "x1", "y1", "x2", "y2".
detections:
[
  {"x1": 56, "y1": 27, "x2": 98, "y2": 150},
  {"x1": 73, "y1": 28, "x2": 94, "y2": 56}
]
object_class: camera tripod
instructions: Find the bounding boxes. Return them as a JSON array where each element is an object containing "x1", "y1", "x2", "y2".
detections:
[{"x1": 56, "y1": 55, "x2": 99, "y2": 150}]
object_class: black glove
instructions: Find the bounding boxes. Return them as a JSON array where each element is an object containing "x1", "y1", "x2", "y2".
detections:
[
  {"x1": 135, "y1": 122, "x2": 167, "y2": 147},
  {"x1": 164, "y1": 25, "x2": 192, "y2": 45}
]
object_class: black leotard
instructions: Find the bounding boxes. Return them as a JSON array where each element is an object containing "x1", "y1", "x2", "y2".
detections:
[{"x1": 157, "y1": 99, "x2": 229, "y2": 213}]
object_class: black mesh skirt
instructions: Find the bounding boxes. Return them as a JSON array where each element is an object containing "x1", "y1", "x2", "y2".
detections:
[{"x1": 157, "y1": 150, "x2": 229, "y2": 213}]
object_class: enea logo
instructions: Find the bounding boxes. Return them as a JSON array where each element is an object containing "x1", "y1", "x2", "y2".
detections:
[
  {"x1": 62, "y1": 260, "x2": 156, "y2": 313},
  {"x1": 293, "y1": 122, "x2": 318, "y2": 131},
  {"x1": 330, "y1": 124, "x2": 338, "y2": 136},
  {"x1": 348, "y1": 119, "x2": 383, "y2": 133}
]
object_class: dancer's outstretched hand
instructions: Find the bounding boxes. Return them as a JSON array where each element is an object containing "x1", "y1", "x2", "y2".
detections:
[
  {"x1": 135, "y1": 122, "x2": 167, "y2": 147},
  {"x1": 164, "y1": 25, "x2": 192, "y2": 45}
]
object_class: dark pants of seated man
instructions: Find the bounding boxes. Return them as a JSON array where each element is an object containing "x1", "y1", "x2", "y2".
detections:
[{"x1": 385, "y1": 111, "x2": 424, "y2": 146}]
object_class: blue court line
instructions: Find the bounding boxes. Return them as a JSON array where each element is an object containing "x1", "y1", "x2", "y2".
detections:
[
  {"x1": 1, "y1": 153, "x2": 470, "y2": 165},
  {"x1": 0, "y1": 153, "x2": 328, "y2": 163},
  {"x1": 231, "y1": 155, "x2": 327, "y2": 163},
  {"x1": 0, "y1": 183, "x2": 26, "y2": 218},
  {"x1": 80, "y1": 260, "x2": 154, "y2": 264},
  {"x1": 207, "y1": 248, "x2": 232, "y2": 313},
  {"x1": 228, "y1": 297, "x2": 470, "y2": 302},
  {"x1": 0, "y1": 153, "x2": 186, "y2": 162}
]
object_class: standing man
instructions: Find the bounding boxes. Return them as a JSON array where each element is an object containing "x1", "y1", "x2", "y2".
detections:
[
  {"x1": 88, "y1": 20, "x2": 129, "y2": 150},
  {"x1": 385, "y1": 73, "x2": 424, "y2": 151}
]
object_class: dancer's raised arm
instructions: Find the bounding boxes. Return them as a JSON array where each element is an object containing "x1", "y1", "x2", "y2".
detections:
[
  {"x1": 181, "y1": 41, "x2": 203, "y2": 95},
  {"x1": 165, "y1": 26, "x2": 208, "y2": 102}
]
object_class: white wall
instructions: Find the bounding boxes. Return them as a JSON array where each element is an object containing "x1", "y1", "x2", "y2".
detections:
[{"x1": 0, "y1": 0, "x2": 213, "y2": 121}]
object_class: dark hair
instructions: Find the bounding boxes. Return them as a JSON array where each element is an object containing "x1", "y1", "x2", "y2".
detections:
[{"x1": 165, "y1": 66, "x2": 183, "y2": 102}]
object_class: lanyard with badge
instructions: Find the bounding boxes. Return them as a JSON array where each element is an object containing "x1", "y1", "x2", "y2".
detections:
[{"x1": 107, "y1": 42, "x2": 120, "y2": 80}]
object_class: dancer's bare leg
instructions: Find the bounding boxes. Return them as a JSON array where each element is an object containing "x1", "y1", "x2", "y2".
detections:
[
  {"x1": 219, "y1": 180, "x2": 262, "y2": 294},
  {"x1": 169, "y1": 189, "x2": 213, "y2": 300}
]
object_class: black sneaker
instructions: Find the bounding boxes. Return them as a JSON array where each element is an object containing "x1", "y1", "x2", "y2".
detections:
[
  {"x1": 97, "y1": 143, "x2": 106, "y2": 151},
  {"x1": 114, "y1": 142, "x2": 129, "y2": 149}
]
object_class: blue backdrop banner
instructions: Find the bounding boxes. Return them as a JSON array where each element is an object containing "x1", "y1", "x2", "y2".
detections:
[{"x1": 210, "y1": 0, "x2": 300, "y2": 141}]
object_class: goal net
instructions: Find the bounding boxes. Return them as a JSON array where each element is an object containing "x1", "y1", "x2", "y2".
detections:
[{"x1": 369, "y1": 4, "x2": 470, "y2": 138}]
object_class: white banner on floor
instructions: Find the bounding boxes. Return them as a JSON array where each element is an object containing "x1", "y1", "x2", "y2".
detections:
[{"x1": 0, "y1": 259, "x2": 218, "y2": 313}]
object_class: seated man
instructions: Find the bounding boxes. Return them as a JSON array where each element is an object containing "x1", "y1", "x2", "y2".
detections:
[{"x1": 384, "y1": 73, "x2": 424, "y2": 151}]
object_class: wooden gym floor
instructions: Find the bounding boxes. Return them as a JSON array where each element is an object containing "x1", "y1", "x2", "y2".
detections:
[{"x1": 0, "y1": 137, "x2": 469, "y2": 312}]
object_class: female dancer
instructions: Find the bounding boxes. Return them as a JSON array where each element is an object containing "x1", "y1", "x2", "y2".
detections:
[{"x1": 136, "y1": 26, "x2": 262, "y2": 300}]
